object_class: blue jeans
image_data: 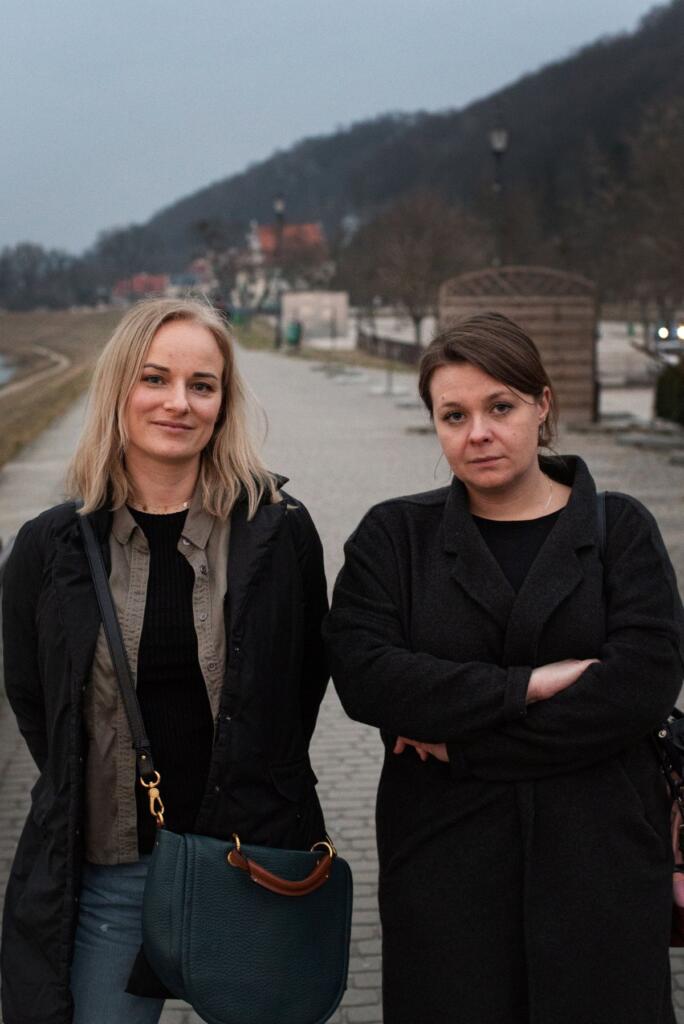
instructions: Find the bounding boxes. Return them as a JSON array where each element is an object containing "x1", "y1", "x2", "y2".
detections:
[{"x1": 71, "y1": 857, "x2": 165, "y2": 1024}]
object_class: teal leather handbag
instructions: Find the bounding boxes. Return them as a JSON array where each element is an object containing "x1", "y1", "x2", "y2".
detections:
[
  {"x1": 80, "y1": 515, "x2": 353, "y2": 1024},
  {"x1": 143, "y1": 830, "x2": 352, "y2": 1024}
]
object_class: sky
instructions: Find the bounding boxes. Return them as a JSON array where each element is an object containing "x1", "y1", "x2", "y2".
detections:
[{"x1": 1, "y1": 0, "x2": 659, "y2": 254}]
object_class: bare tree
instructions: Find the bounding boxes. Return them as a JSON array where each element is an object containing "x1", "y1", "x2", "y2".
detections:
[
  {"x1": 560, "y1": 99, "x2": 684, "y2": 322},
  {"x1": 339, "y1": 192, "x2": 492, "y2": 343},
  {"x1": 193, "y1": 219, "x2": 246, "y2": 303},
  {"x1": 274, "y1": 232, "x2": 331, "y2": 290},
  {"x1": 0, "y1": 243, "x2": 95, "y2": 310},
  {"x1": 87, "y1": 224, "x2": 166, "y2": 287},
  {"x1": 621, "y1": 98, "x2": 684, "y2": 322}
]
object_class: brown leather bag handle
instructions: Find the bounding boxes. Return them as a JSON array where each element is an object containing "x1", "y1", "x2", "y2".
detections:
[{"x1": 226, "y1": 838, "x2": 334, "y2": 897}]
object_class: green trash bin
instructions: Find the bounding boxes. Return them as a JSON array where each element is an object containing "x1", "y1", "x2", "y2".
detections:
[{"x1": 285, "y1": 319, "x2": 303, "y2": 349}]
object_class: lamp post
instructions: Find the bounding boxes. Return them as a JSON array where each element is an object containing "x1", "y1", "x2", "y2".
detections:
[
  {"x1": 488, "y1": 127, "x2": 509, "y2": 267},
  {"x1": 272, "y1": 194, "x2": 286, "y2": 348},
  {"x1": 273, "y1": 193, "x2": 286, "y2": 258}
]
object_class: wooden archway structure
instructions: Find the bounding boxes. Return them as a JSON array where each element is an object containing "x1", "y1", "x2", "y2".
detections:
[{"x1": 439, "y1": 266, "x2": 598, "y2": 423}]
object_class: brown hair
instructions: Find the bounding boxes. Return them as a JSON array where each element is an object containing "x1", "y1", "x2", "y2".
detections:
[{"x1": 418, "y1": 311, "x2": 558, "y2": 447}]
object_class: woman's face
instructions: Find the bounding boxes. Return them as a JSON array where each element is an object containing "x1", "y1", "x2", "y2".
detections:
[
  {"x1": 430, "y1": 362, "x2": 550, "y2": 494},
  {"x1": 124, "y1": 318, "x2": 225, "y2": 472}
]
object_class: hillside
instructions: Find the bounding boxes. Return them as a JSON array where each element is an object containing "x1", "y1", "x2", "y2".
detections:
[{"x1": 138, "y1": 1, "x2": 684, "y2": 270}]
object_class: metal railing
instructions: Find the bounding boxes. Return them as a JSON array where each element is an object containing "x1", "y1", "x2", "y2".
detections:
[{"x1": 357, "y1": 329, "x2": 422, "y2": 365}]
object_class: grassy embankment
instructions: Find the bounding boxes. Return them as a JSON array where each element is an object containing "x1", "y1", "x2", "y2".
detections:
[{"x1": 0, "y1": 309, "x2": 120, "y2": 470}]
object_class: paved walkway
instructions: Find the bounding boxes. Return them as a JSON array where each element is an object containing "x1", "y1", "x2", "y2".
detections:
[{"x1": 0, "y1": 348, "x2": 683, "y2": 1022}]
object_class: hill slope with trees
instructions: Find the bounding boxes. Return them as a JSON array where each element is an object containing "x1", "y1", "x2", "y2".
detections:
[
  {"x1": 1, "y1": 0, "x2": 682, "y2": 309},
  {"x1": 140, "y1": 0, "x2": 683, "y2": 267}
]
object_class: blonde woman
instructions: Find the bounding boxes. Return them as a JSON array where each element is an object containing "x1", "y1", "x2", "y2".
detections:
[{"x1": 1, "y1": 298, "x2": 328, "y2": 1024}]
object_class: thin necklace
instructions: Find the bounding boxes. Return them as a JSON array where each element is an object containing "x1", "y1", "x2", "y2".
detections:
[
  {"x1": 129, "y1": 497, "x2": 192, "y2": 515},
  {"x1": 541, "y1": 475, "x2": 554, "y2": 512}
]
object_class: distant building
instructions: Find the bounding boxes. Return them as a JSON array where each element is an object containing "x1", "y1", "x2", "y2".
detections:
[
  {"x1": 229, "y1": 220, "x2": 331, "y2": 312},
  {"x1": 255, "y1": 223, "x2": 327, "y2": 264},
  {"x1": 281, "y1": 290, "x2": 349, "y2": 340},
  {"x1": 111, "y1": 273, "x2": 169, "y2": 304},
  {"x1": 166, "y1": 259, "x2": 216, "y2": 298}
]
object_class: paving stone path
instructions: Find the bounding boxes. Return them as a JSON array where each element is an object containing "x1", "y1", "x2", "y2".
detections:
[{"x1": 0, "y1": 347, "x2": 683, "y2": 1022}]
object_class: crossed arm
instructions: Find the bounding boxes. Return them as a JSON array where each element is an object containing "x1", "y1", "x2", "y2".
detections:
[
  {"x1": 395, "y1": 657, "x2": 599, "y2": 763},
  {"x1": 324, "y1": 499, "x2": 684, "y2": 782}
]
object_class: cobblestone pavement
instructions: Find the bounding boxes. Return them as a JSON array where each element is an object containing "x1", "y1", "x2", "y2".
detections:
[{"x1": 0, "y1": 347, "x2": 683, "y2": 1022}]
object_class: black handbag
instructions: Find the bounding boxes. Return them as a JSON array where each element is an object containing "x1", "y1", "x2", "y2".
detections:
[
  {"x1": 79, "y1": 513, "x2": 353, "y2": 1024},
  {"x1": 652, "y1": 709, "x2": 684, "y2": 946}
]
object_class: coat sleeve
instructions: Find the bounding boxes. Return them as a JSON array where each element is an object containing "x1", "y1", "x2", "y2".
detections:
[
  {"x1": 2, "y1": 519, "x2": 48, "y2": 771},
  {"x1": 323, "y1": 508, "x2": 532, "y2": 741},
  {"x1": 459, "y1": 495, "x2": 684, "y2": 781},
  {"x1": 286, "y1": 499, "x2": 329, "y2": 745}
]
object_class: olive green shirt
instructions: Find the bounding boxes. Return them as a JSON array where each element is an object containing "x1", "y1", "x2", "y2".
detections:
[{"x1": 83, "y1": 490, "x2": 229, "y2": 864}]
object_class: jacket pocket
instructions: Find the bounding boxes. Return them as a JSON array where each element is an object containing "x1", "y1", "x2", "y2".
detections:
[
  {"x1": 614, "y1": 755, "x2": 670, "y2": 856},
  {"x1": 29, "y1": 775, "x2": 54, "y2": 831},
  {"x1": 268, "y1": 757, "x2": 318, "y2": 802}
]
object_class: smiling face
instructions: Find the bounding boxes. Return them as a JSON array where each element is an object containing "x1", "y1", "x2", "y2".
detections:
[
  {"x1": 123, "y1": 318, "x2": 225, "y2": 475},
  {"x1": 430, "y1": 361, "x2": 550, "y2": 495}
]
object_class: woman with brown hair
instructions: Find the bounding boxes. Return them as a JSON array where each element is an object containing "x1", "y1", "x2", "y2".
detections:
[
  {"x1": 1, "y1": 297, "x2": 328, "y2": 1024},
  {"x1": 324, "y1": 311, "x2": 684, "y2": 1023}
]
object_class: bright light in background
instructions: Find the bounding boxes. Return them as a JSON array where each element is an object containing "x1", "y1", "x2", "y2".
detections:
[
  {"x1": 677, "y1": 325, "x2": 684, "y2": 341},
  {"x1": 658, "y1": 326, "x2": 670, "y2": 339}
]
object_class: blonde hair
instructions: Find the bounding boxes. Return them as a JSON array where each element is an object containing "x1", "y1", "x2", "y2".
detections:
[{"x1": 67, "y1": 297, "x2": 279, "y2": 519}]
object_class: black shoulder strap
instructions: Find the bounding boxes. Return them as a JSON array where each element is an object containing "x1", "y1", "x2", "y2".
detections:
[
  {"x1": 79, "y1": 513, "x2": 156, "y2": 780},
  {"x1": 596, "y1": 490, "x2": 606, "y2": 563}
]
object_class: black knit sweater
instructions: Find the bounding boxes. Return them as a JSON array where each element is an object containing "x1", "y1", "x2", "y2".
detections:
[
  {"x1": 129, "y1": 508, "x2": 213, "y2": 853},
  {"x1": 473, "y1": 509, "x2": 562, "y2": 593}
]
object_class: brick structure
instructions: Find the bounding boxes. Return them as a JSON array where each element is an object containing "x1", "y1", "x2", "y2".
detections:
[{"x1": 439, "y1": 266, "x2": 598, "y2": 423}]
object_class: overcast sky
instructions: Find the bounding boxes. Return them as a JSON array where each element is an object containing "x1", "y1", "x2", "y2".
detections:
[{"x1": 1, "y1": 0, "x2": 657, "y2": 254}]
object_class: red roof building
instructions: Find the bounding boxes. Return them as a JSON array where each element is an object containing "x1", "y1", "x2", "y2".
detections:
[
  {"x1": 256, "y1": 223, "x2": 326, "y2": 262},
  {"x1": 112, "y1": 273, "x2": 169, "y2": 299}
]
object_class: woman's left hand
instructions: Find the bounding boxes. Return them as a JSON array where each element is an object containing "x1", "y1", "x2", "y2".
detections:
[{"x1": 394, "y1": 737, "x2": 450, "y2": 763}]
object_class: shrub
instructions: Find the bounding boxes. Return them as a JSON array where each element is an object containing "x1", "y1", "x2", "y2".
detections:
[{"x1": 655, "y1": 363, "x2": 684, "y2": 426}]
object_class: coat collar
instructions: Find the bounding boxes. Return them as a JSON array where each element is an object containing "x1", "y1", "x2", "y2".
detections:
[
  {"x1": 226, "y1": 495, "x2": 288, "y2": 633},
  {"x1": 110, "y1": 485, "x2": 216, "y2": 550},
  {"x1": 443, "y1": 455, "x2": 599, "y2": 659},
  {"x1": 51, "y1": 471, "x2": 290, "y2": 681},
  {"x1": 51, "y1": 510, "x2": 104, "y2": 687}
]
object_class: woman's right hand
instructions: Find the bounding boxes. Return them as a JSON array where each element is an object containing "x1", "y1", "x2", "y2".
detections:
[{"x1": 526, "y1": 659, "x2": 599, "y2": 704}]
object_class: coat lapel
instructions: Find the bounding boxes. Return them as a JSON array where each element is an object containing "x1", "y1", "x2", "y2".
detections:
[
  {"x1": 227, "y1": 496, "x2": 288, "y2": 633},
  {"x1": 443, "y1": 479, "x2": 516, "y2": 630},
  {"x1": 503, "y1": 457, "x2": 598, "y2": 663},
  {"x1": 52, "y1": 507, "x2": 111, "y2": 688},
  {"x1": 444, "y1": 457, "x2": 599, "y2": 661},
  {"x1": 51, "y1": 489, "x2": 288, "y2": 686}
]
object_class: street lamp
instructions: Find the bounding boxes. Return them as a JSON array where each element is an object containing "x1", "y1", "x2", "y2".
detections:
[
  {"x1": 488, "y1": 127, "x2": 509, "y2": 266},
  {"x1": 273, "y1": 193, "x2": 286, "y2": 258},
  {"x1": 272, "y1": 194, "x2": 286, "y2": 348}
]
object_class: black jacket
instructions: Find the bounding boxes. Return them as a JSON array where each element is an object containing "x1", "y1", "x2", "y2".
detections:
[
  {"x1": 324, "y1": 455, "x2": 684, "y2": 1024},
  {"x1": 1, "y1": 488, "x2": 328, "y2": 1024}
]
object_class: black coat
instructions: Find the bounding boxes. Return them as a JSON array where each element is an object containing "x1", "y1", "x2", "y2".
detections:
[
  {"x1": 324, "y1": 456, "x2": 684, "y2": 1024},
  {"x1": 1, "y1": 489, "x2": 328, "y2": 1024}
]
